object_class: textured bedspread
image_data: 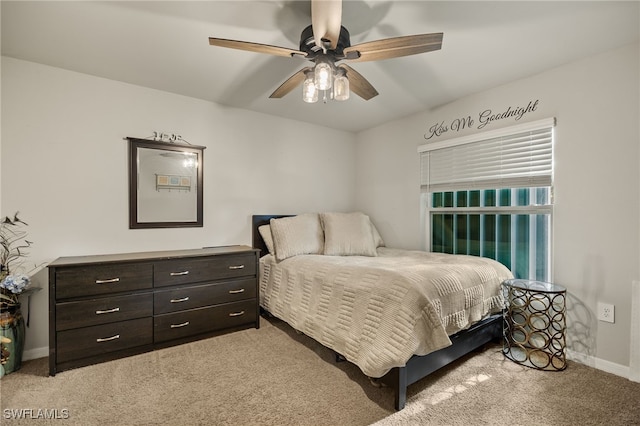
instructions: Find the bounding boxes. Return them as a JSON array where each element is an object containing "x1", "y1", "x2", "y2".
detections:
[{"x1": 259, "y1": 247, "x2": 513, "y2": 377}]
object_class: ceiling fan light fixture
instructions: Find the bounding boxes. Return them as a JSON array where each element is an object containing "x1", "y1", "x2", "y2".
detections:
[
  {"x1": 314, "y1": 58, "x2": 333, "y2": 91},
  {"x1": 302, "y1": 71, "x2": 319, "y2": 103},
  {"x1": 334, "y1": 69, "x2": 349, "y2": 101},
  {"x1": 209, "y1": 0, "x2": 443, "y2": 105}
]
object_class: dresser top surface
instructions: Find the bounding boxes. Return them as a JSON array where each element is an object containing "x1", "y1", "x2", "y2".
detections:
[{"x1": 48, "y1": 245, "x2": 258, "y2": 267}]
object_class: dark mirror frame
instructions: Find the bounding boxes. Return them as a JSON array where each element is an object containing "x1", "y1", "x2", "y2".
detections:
[{"x1": 128, "y1": 137, "x2": 205, "y2": 229}]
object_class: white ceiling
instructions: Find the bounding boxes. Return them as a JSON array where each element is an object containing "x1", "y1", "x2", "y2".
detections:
[{"x1": 2, "y1": 1, "x2": 639, "y2": 133}]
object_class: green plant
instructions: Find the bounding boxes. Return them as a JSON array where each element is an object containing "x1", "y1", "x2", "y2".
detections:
[{"x1": 0, "y1": 213, "x2": 34, "y2": 307}]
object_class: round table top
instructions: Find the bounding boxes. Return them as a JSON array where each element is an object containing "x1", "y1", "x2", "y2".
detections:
[{"x1": 503, "y1": 278, "x2": 566, "y2": 293}]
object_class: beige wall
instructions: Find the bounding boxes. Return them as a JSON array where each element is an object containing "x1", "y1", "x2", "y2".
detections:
[
  {"x1": 1, "y1": 57, "x2": 357, "y2": 354},
  {"x1": 355, "y1": 43, "x2": 640, "y2": 371}
]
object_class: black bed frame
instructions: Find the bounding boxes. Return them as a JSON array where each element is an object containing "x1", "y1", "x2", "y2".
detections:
[{"x1": 251, "y1": 215, "x2": 502, "y2": 410}]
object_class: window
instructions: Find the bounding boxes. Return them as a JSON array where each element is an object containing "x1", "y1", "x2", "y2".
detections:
[{"x1": 419, "y1": 118, "x2": 554, "y2": 281}]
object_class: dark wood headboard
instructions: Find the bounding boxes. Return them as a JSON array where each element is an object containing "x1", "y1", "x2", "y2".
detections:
[{"x1": 251, "y1": 215, "x2": 293, "y2": 256}]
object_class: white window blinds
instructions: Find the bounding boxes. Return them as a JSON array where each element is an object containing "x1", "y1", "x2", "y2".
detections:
[{"x1": 419, "y1": 118, "x2": 554, "y2": 193}]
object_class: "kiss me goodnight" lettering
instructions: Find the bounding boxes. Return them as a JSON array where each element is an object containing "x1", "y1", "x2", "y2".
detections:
[{"x1": 424, "y1": 99, "x2": 539, "y2": 140}]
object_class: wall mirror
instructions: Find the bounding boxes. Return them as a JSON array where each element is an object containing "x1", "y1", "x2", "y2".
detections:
[{"x1": 128, "y1": 137, "x2": 205, "y2": 229}]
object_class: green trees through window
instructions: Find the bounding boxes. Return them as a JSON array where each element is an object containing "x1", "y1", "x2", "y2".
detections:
[{"x1": 431, "y1": 187, "x2": 551, "y2": 281}]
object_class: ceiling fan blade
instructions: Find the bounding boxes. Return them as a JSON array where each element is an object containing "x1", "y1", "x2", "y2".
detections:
[
  {"x1": 343, "y1": 32, "x2": 443, "y2": 62},
  {"x1": 311, "y1": 0, "x2": 342, "y2": 50},
  {"x1": 338, "y1": 64, "x2": 378, "y2": 101},
  {"x1": 208, "y1": 38, "x2": 307, "y2": 58},
  {"x1": 269, "y1": 67, "x2": 313, "y2": 98}
]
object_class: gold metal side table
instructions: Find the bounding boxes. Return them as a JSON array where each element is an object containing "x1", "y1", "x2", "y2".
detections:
[{"x1": 502, "y1": 279, "x2": 567, "y2": 371}]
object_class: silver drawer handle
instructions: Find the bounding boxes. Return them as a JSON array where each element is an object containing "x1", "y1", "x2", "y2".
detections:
[
  {"x1": 95, "y1": 278, "x2": 120, "y2": 284},
  {"x1": 228, "y1": 289, "x2": 245, "y2": 294},
  {"x1": 170, "y1": 271, "x2": 190, "y2": 276},
  {"x1": 229, "y1": 311, "x2": 245, "y2": 317},
  {"x1": 96, "y1": 307, "x2": 120, "y2": 315},
  {"x1": 228, "y1": 265, "x2": 245, "y2": 270},
  {"x1": 170, "y1": 297, "x2": 190, "y2": 303},
  {"x1": 96, "y1": 334, "x2": 120, "y2": 342},
  {"x1": 170, "y1": 321, "x2": 190, "y2": 328}
]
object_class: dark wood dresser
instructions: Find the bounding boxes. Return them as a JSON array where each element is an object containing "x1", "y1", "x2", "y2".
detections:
[{"x1": 48, "y1": 245, "x2": 259, "y2": 375}]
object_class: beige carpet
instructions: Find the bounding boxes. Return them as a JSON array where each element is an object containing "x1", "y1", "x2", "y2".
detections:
[{"x1": 1, "y1": 316, "x2": 639, "y2": 425}]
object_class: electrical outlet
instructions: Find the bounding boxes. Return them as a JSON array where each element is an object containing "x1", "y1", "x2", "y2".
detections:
[{"x1": 597, "y1": 302, "x2": 615, "y2": 323}]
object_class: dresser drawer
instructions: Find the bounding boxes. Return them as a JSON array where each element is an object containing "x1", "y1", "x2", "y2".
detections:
[
  {"x1": 56, "y1": 317, "x2": 153, "y2": 364},
  {"x1": 56, "y1": 293, "x2": 153, "y2": 331},
  {"x1": 154, "y1": 278, "x2": 256, "y2": 314},
  {"x1": 48, "y1": 246, "x2": 258, "y2": 375},
  {"x1": 154, "y1": 299, "x2": 257, "y2": 343},
  {"x1": 56, "y1": 263, "x2": 153, "y2": 299},
  {"x1": 154, "y1": 253, "x2": 256, "y2": 288}
]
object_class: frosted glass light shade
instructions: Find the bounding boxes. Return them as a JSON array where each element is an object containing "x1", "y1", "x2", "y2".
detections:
[
  {"x1": 314, "y1": 62, "x2": 333, "y2": 90},
  {"x1": 302, "y1": 74, "x2": 318, "y2": 103},
  {"x1": 334, "y1": 73, "x2": 349, "y2": 101}
]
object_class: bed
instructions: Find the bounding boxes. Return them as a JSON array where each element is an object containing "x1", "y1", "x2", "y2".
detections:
[{"x1": 251, "y1": 213, "x2": 513, "y2": 410}]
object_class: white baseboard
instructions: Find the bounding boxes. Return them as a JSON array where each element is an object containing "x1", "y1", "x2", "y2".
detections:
[
  {"x1": 23, "y1": 346, "x2": 48, "y2": 361},
  {"x1": 594, "y1": 357, "x2": 631, "y2": 379},
  {"x1": 567, "y1": 349, "x2": 630, "y2": 379}
]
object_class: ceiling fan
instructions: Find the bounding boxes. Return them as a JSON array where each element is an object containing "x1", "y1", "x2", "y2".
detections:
[{"x1": 208, "y1": 0, "x2": 443, "y2": 103}]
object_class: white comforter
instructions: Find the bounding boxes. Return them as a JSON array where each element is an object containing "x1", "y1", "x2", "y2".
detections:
[{"x1": 259, "y1": 247, "x2": 513, "y2": 377}]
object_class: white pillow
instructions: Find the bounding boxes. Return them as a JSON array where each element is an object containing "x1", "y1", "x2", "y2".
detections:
[
  {"x1": 269, "y1": 213, "x2": 324, "y2": 261},
  {"x1": 258, "y1": 224, "x2": 275, "y2": 255},
  {"x1": 321, "y1": 212, "x2": 377, "y2": 257},
  {"x1": 370, "y1": 221, "x2": 385, "y2": 248}
]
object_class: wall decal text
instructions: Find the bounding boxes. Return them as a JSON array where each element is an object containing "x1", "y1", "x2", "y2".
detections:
[{"x1": 424, "y1": 99, "x2": 540, "y2": 140}]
